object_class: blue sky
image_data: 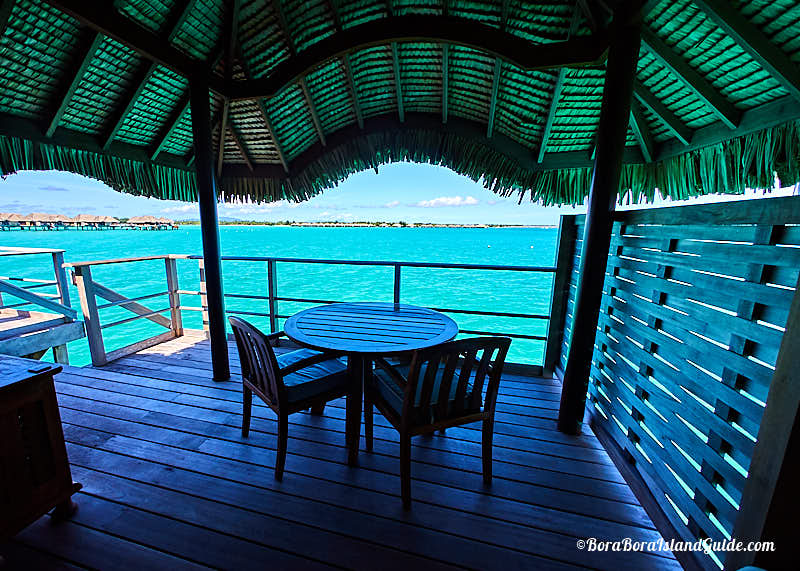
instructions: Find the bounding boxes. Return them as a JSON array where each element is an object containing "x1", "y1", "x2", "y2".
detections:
[
  {"x1": 0, "y1": 163, "x2": 578, "y2": 225},
  {"x1": 1, "y1": 163, "x2": 795, "y2": 225}
]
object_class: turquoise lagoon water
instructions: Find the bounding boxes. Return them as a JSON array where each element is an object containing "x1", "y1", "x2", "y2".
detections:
[{"x1": 0, "y1": 226, "x2": 558, "y2": 366}]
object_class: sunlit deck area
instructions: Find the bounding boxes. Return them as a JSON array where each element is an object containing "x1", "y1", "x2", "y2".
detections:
[{"x1": 1, "y1": 331, "x2": 677, "y2": 570}]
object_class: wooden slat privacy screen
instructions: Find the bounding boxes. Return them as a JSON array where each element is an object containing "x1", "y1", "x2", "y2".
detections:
[{"x1": 555, "y1": 197, "x2": 800, "y2": 570}]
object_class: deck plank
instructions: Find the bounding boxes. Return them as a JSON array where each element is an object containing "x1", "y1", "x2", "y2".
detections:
[{"x1": 3, "y1": 335, "x2": 680, "y2": 570}]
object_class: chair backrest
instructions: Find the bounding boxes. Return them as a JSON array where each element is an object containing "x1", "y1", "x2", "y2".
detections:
[
  {"x1": 229, "y1": 317, "x2": 283, "y2": 405},
  {"x1": 403, "y1": 337, "x2": 511, "y2": 425}
]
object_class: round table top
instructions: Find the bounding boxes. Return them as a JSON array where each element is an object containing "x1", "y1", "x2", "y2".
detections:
[{"x1": 284, "y1": 302, "x2": 458, "y2": 355}]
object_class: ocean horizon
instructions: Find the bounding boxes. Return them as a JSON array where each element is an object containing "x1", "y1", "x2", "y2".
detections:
[{"x1": 1, "y1": 225, "x2": 559, "y2": 366}]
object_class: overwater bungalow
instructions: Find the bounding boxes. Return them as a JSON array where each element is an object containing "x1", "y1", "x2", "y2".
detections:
[{"x1": 0, "y1": 1, "x2": 798, "y2": 570}]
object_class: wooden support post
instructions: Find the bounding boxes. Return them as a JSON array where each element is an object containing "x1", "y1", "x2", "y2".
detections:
[
  {"x1": 165, "y1": 257, "x2": 183, "y2": 337},
  {"x1": 727, "y1": 271, "x2": 800, "y2": 570},
  {"x1": 543, "y1": 215, "x2": 576, "y2": 377},
  {"x1": 190, "y1": 78, "x2": 230, "y2": 381},
  {"x1": 51, "y1": 251, "x2": 71, "y2": 310},
  {"x1": 53, "y1": 344, "x2": 69, "y2": 365},
  {"x1": 267, "y1": 259, "x2": 277, "y2": 333},
  {"x1": 73, "y1": 266, "x2": 107, "y2": 366},
  {"x1": 557, "y1": 2, "x2": 641, "y2": 435}
]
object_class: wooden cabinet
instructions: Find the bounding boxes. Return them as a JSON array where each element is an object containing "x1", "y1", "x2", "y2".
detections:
[{"x1": 1, "y1": 356, "x2": 80, "y2": 540}]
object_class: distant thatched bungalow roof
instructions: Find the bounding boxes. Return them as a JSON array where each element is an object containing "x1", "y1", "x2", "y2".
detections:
[
  {"x1": 0, "y1": 1, "x2": 799, "y2": 205},
  {"x1": 72, "y1": 214, "x2": 100, "y2": 223},
  {"x1": 128, "y1": 215, "x2": 158, "y2": 224}
]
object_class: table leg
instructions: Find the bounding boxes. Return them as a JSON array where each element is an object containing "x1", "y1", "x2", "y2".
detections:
[{"x1": 346, "y1": 355, "x2": 364, "y2": 465}]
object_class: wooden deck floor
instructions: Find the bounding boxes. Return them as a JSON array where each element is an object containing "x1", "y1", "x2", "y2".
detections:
[{"x1": 2, "y1": 332, "x2": 679, "y2": 570}]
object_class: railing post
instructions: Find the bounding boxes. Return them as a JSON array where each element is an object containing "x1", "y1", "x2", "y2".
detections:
[
  {"x1": 165, "y1": 257, "x2": 183, "y2": 337},
  {"x1": 51, "y1": 251, "x2": 71, "y2": 310},
  {"x1": 543, "y1": 215, "x2": 576, "y2": 377},
  {"x1": 393, "y1": 263, "x2": 401, "y2": 304},
  {"x1": 73, "y1": 265, "x2": 107, "y2": 366},
  {"x1": 198, "y1": 258, "x2": 209, "y2": 334},
  {"x1": 267, "y1": 259, "x2": 278, "y2": 333}
]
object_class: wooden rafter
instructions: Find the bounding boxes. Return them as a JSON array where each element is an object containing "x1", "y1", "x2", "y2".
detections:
[
  {"x1": 391, "y1": 42, "x2": 404, "y2": 123},
  {"x1": 272, "y1": 0, "x2": 326, "y2": 146},
  {"x1": 486, "y1": 0, "x2": 509, "y2": 139},
  {"x1": 226, "y1": 16, "x2": 609, "y2": 101},
  {"x1": 255, "y1": 100, "x2": 290, "y2": 173},
  {"x1": 42, "y1": 0, "x2": 223, "y2": 93},
  {"x1": 149, "y1": 98, "x2": 190, "y2": 159},
  {"x1": 342, "y1": 55, "x2": 364, "y2": 129},
  {"x1": 641, "y1": 28, "x2": 740, "y2": 129},
  {"x1": 694, "y1": 0, "x2": 800, "y2": 102},
  {"x1": 442, "y1": 44, "x2": 449, "y2": 124},
  {"x1": 0, "y1": 0, "x2": 15, "y2": 38},
  {"x1": 216, "y1": 0, "x2": 241, "y2": 175},
  {"x1": 234, "y1": 34, "x2": 290, "y2": 174},
  {"x1": 326, "y1": 0, "x2": 364, "y2": 130},
  {"x1": 101, "y1": 0, "x2": 198, "y2": 150},
  {"x1": 46, "y1": 32, "x2": 104, "y2": 137},
  {"x1": 537, "y1": 2, "x2": 582, "y2": 163},
  {"x1": 227, "y1": 119, "x2": 253, "y2": 172},
  {"x1": 216, "y1": 99, "x2": 230, "y2": 176},
  {"x1": 629, "y1": 99, "x2": 654, "y2": 162},
  {"x1": 486, "y1": 59, "x2": 502, "y2": 138},
  {"x1": 633, "y1": 80, "x2": 692, "y2": 145}
]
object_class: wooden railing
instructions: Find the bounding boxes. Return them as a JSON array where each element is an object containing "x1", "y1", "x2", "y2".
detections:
[
  {"x1": 0, "y1": 247, "x2": 75, "y2": 320},
  {"x1": 65, "y1": 256, "x2": 183, "y2": 366},
  {"x1": 554, "y1": 197, "x2": 800, "y2": 571},
  {"x1": 67, "y1": 254, "x2": 561, "y2": 371}
]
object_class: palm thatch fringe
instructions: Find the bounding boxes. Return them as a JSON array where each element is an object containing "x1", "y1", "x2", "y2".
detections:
[
  {"x1": 2, "y1": 121, "x2": 799, "y2": 207},
  {"x1": 0, "y1": 136, "x2": 198, "y2": 202}
]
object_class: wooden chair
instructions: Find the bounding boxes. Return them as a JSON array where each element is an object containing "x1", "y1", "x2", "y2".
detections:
[
  {"x1": 229, "y1": 317, "x2": 351, "y2": 480},
  {"x1": 364, "y1": 337, "x2": 511, "y2": 508}
]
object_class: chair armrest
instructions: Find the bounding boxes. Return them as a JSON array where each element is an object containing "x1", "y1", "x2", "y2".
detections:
[
  {"x1": 374, "y1": 357, "x2": 408, "y2": 391},
  {"x1": 279, "y1": 351, "x2": 344, "y2": 377},
  {"x1": 264, "y1": 331, "x2": 286, "y2": 347}
]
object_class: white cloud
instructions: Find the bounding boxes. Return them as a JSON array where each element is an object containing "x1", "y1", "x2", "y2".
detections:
[
  {"x1": 383, "y1": 200, "x2": 401, "y2": 208},
  {"x1": 415, "y1": 195, "x2": 479, "y2": 208},
  {"x1": 161, "y1": 204, "x2": 197, "y2": 213}
]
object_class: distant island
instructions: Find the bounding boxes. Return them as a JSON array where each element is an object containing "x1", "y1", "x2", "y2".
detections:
[{"x1": 177, "y1": 219, "x2": 557, "y2": 229}]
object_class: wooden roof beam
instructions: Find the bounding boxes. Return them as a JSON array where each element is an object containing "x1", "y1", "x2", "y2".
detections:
[
  {"x1": 537, "y1": 2, "x2": 582, "y2": 162},
  {"x1": 100, "y1": 0, "x2": 198, "y2": 150},
  {"x1": 272, "y1": 0, "x2": 326, "y2": 145},
  {"x1": 149, "y1": 97, "x2": 189, "y2": 159},
  {"x1": 227, "y1": 120, "x2": 253, "y2": 172},
  {"x1": 391, "y1": 42, "x2": 404, "y2": 123},
  {"x1": 632, "y1": 80, "x2": 692, "y2": 145},
  {"x1": 225, "y1": 16, "x2": 609, "y2": 100},
  {"x1": 486, "y1": 59, "x2": 501, "y2": 138},
  {"x1": 641, "y1": 28, "x2": 740, "y2": 129},
  {"x1": 255, "y1": 100, "x2": 290, "y2": 173},
  {"x1": 694, "y1": 0, "x2": 800, "y2": 102},
  {"x1": 45, "y1": 32, "x2": 104, "y2": 137},
  {"x1": 629, "y1": 99, "x2": 654, "y2": 162},
  {"x1": 442, "y1": 44, "x2": 449, "y2": 124},
  {"x1": 216, "y1": 98, "x2": 229, "y2": 176},
  {"x1": 325, "y1": 0, "x2": 364, "y2": 129},
  {"x1": 43, "y1": 0, "x2": 224, "y2": 94},
  {"x1": 0, "y1": 0, "x2": 15, "y2": 38}
]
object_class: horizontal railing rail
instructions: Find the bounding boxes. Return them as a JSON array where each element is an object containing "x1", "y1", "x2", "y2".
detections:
[
  {"x1": 0, "y1": 247, "x2": 74, "y2": 319},
  {"x1": 67, "y1": 253, "x2": 562, "y2": 370}
]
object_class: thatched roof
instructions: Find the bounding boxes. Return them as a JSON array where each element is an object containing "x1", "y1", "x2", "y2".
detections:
[
  {"x1": 0, "y1": 212, "x2": 24, "y2": 222},
  {"x1": 72, "y1": 213, "x2": 100, "y2": 222},
  {"x1": 128, "y1": 215, "x2": 159, "y2": 223},
  {"x1": 1, "y1": 1, "x2": 799, "y2": 205}
]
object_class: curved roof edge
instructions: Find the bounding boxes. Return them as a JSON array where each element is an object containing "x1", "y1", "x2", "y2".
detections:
[{"x1": 1, "y1": 117, "x2": 798, "y2": 207}]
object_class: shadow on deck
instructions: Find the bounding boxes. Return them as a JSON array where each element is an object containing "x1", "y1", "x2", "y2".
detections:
[{"x1": 2, "y1": 331, "x2": 679, "y2": 570}]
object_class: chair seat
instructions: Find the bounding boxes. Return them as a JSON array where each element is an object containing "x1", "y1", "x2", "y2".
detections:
[
  {"x1": 277, "y1": 349, "x2": 349, "y2": 404},
  {"x1": 372, "y1": 362, "x2": 480, "y2": 424}
]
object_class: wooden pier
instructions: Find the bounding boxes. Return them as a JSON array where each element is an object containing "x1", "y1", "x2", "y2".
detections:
[{"x1": 0, "y1": 333, "x2": 678, "y2": 570}]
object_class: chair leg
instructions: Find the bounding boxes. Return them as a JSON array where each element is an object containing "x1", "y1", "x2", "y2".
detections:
[
  {"x1": 242, "y1": 387, "x2": 252, "y2": 438},
  {"x1": 310, "y1": 403, "x2": 325, "y2": 415},
  {"x1": 364, "y1": 392, "x2": 373, "y2": 452},
  {"x1": 275, "y1": 414, "x2": 288, "y2": 481},
  {"x1": 400, "y1": 433, "x2": 412, "y2": 509},
  {"x1": 482, "y1": 418, "x2": 494, "y2": 486}
]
